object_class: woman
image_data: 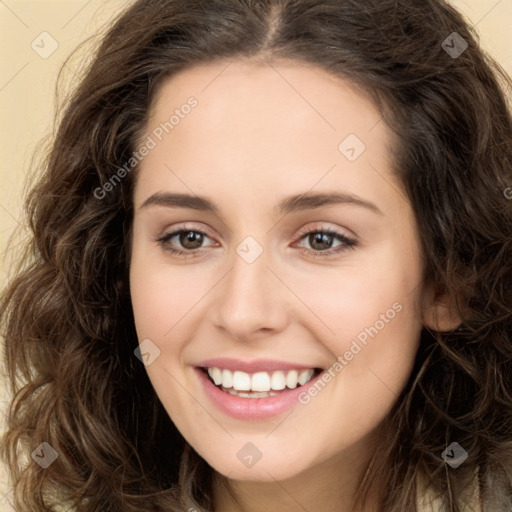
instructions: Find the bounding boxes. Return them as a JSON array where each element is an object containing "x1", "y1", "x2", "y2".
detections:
[{"x1": 1, "y1": 0, "x2": 511, "y2": 510}]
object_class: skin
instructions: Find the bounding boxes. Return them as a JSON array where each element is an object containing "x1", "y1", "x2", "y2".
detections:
[{"x1": 129, "y1": 59, "x2": 460, "y2": 512}]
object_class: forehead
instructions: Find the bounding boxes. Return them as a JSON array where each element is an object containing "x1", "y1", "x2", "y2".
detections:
[
  {"x1": 134, "y1": 58, "x2": 403, "y2": 217},
  {"x1": 148, "y1": 58, "x2": 383, "y2": 142}
]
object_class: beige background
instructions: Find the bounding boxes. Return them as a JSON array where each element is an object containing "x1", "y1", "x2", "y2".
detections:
[{"x1": 0, "y1": 1, "x2": 511, "y2": 510}]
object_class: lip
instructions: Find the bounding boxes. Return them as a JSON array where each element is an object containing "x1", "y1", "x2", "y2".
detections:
[
  {"x1": 195, "y1": 366, "x2": 323, "y2": 420},
  {"x1": 196, "y1": 357, "x2": 321, "y2": 373}
]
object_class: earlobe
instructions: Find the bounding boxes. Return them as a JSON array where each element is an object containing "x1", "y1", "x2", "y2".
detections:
[{"x1": 422, "y1": 283, "x2": 463, "y2": 332}]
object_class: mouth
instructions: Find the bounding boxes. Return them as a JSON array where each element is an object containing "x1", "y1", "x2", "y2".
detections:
[{"x1": 198, "y1": 366, "x2": 323, "y2": 399}]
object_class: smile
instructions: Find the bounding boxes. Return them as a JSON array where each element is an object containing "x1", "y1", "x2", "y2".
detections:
[
  {"x1": 195, "y1": 358, "x2": 325, "y2": 419},
  {"x1": 204, "y1": 367, "x2": 320, "y2": 398}
]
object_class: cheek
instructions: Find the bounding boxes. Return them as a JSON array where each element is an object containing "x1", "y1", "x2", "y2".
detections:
[
  {"x1": 287, "y1": 263, "x2": 422, "y2": 467},
  {"x1": 286, "y1": 240, "x2": 424, "y2": 433},
  {"x1": 291, "y1": 243, "x2": 423, "y2": 354},
  {"x1": 129, "y1": 243, "x2": 208, "y2": 340},
  {"x1": 129, "y1": 250, "x2": 211, "y2": 435}
]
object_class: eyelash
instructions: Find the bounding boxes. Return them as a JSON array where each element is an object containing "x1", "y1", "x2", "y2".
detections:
[{"x1": 155, "y1": 225, "x2": 358, "y2": 259}]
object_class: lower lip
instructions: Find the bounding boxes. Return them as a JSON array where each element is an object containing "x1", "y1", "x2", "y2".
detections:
[{"x1": 196, "y1": 368, "x2": 322, "y2": 420}]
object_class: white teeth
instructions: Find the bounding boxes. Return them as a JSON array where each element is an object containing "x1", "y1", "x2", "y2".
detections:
[
  {"x1": 286, "y1": 370, "x2": 299, "y2": 389},
  {"x1": 251, "y1": 372, "x2": 271, "y2": 392},
  {"x1": 224, "y1": 388, "x2": 279, "y2": 398},
  {"x1": 209, "y1": 367, "x2": 222, "y2": 386},
  {"x1": 206, "y1": 367, "x2": 316, "y2": 392},
  {"x1": 232, "y1": 371, "x2": 251, "y2": 391},
  {"x1": 298, "y1": 369, "x2": 315, "y2": 386},
  {"x1": 221, "y1": 369, "x2": 233, "y2": 388},
  {"x1": 270, "y1": 370, "x2": 286, "y2": 390}
]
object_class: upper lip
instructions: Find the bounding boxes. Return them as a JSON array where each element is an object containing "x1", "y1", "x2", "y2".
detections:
[{"x1": 196, "y1": 358, "x2": 322, "y2": 373}]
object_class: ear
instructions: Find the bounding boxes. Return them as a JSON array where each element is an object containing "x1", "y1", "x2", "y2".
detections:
[{"x1": 422, "y1": 281, "x2": 463, "y2": 332}]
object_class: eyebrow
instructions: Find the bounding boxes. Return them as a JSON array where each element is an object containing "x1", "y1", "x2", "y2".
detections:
[{"x1": 139, "y1": 191, "x2": 383, "y2": 216}]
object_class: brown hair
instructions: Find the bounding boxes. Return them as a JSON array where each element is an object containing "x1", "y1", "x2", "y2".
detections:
[{"x1": 1, "y1": 0, "x2": 511, "y2": 510}]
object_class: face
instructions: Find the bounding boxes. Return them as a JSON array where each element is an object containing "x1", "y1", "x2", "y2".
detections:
[{"x1": 129, "y1": 59, "x2": 428, "y2": 482}]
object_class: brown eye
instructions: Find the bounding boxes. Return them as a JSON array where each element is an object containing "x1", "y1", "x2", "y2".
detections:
[
  {"x1": 179, "y1": 231, "x2": 204, "y2": 249},
  {"x1": 156, "y1": 228, "x2": 215, "y2": 255},
  {"x1": 308, "y1": 232, "x2": 335, "y2": 251},
  {"x1": 294, "y1": 227, "x2": 358, "y2": 258}
]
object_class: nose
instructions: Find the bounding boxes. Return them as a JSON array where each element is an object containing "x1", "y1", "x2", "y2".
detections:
[{"x1": 211, "y1": 242, "x2": 290, "y2": 342}]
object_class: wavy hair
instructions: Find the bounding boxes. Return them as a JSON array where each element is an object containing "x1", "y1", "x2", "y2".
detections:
[{"x1": 1, "y1": 0, "x2": 511, "y2": 510}]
